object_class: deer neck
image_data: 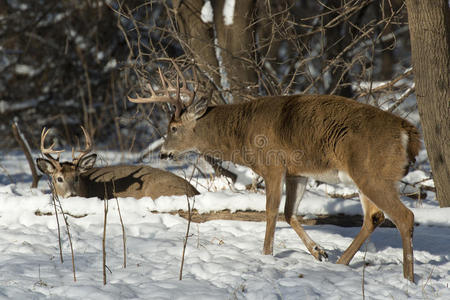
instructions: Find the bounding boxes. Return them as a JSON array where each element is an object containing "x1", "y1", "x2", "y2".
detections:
[
  {"x1": 78, "y1": 168, "x2": 108, "y2": 199},
  {"x1": 193, "y1": 104, "x2": 260, "y2": 165}
]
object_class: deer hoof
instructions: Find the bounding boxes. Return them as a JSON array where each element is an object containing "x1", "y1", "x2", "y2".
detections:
[{"x1": 313, "y1": 246, "x2": 328, "y2": 262}]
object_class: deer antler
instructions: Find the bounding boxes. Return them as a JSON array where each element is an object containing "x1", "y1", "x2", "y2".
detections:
[
  {"x1": 40, "y1": 127, "x2": 64, "y2": 163},
  {"x1": 128, "y1": 60, "x2": 196, "y2": 120},
  {"x1": 184, "y1": 65, "x2": 199, "y2": 107},
  {"x1": 72, "y1": 126, "x2": 93, "y2": 165}
]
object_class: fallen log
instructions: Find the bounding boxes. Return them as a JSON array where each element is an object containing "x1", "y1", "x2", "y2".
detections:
[
  {"x1": 158, "y1": 209, "x2": 396, "y2": 228},
  {"x1": 35, "y1": 208, "x2": 397, "y2": 228}
]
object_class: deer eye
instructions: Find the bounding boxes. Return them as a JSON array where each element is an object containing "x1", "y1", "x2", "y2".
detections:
[
  {"x1": 171, "y1": 126, "x2": 177, "y2": 133},
  {"x1": 57, "y1": 177, "x2": 64, "y2": 183}
]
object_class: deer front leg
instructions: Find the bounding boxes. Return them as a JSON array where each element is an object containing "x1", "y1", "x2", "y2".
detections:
[
  {"x1": 285, "y1": 176, "x2": 328, "y2": 261},
  {"x1": 262, "y1": 173, "x2": 284, "y2": 255}
]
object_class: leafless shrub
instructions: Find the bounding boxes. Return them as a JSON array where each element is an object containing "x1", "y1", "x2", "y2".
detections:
[
  {"x1": 0, "y1": 0, "x2": 154, "y2": 151},
  {"x1": 2, "y1": 1, "x2": 415, "y2": 153},
  {"x1": 102, "y1": 184, "x2": 109, "y2": 285},
  {"x1": 49, "y1": 181, "x2": 77, "y2": 282},
  {"x1": 115, "y1": 1, "x2": 411, "y2": 104},
  {"x1": 179, "y1": 194, "x2": 194, "y2": 281}
]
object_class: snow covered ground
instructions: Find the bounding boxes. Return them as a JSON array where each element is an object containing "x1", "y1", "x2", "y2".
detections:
[{"x1": 0, "y1": 150, "x2": 449, "y2": 299}]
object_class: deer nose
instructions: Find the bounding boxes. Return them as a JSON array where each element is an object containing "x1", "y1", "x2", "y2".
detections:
[{"x1": 160, "y1": 152, "x2": 174, "y2": 160}]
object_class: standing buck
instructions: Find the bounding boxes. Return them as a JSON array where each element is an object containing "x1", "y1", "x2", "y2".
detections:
[
  {"x1": 128, "y1": 66, "x2": 420, "y2": 282},
  {"x1": 36, "y1": 127, "x2": 199, "y2": 200}
]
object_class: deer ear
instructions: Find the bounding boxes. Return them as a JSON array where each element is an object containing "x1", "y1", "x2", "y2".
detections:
[
  {"x1": 36, "y1": 158, "x2": 56, "y2": 175},
  {"x1": 77, "y1": 153, "x2": 97, "y2": 172},
  {"x1": 183, "y1": 97, "x2": 209, "y2": 121}
]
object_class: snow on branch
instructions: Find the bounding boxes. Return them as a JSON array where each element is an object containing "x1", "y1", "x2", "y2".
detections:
[
  {"x1": 201, "y1": 0, "x2": 213, "y2": 23},
  {"x1": 223, "y1": 0, "x2": 235, "y2": 26}
]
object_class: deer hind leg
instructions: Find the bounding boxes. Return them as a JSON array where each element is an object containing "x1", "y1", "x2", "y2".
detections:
[
  {"x1": 285, "y1": 176, "x2": 328, "y2": 261},
  {"x1": 355, "y1": 180, "x2": 415, "y2": 282},
  {"x1": 337, "y1": 193, "x2": 385, "y2": 265},
  {"x1": 262, "y1": 173, "x2": 284, "y2": 255}
]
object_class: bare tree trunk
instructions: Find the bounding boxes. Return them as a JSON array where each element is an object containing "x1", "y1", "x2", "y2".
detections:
[
  {"x1": 173, "y1": 0, "x2": 224, "y2": 105},
  {"x1": 406, "y1": 0, "x2": 450, "y2": 207},
  {"x1": 213, "y1": 0, "x2": 258, "y2": 102},
  {"x1": 322, "y1": 0, "x2": 354, "y2": 97}
]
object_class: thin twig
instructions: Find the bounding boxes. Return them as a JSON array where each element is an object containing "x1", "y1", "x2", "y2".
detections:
[
  {"x1": 54, "y1": 187, "x2": 76, "y2": 281},
  {"x1": 422, "y1": 266, "x2": 435, "y2": 298},
  {"x1": 388, "y1": 84, "x2": 415, "y2": 112},
  {"x1": 49, "y1": 181, "x2": 63, "y2": 263},
  {"x1": 362, "y1": 242, "x2": 368, "y2": 300},
  {"x1": 179, "y1": 194, "x2": 195, "y2": 280},
  {"x1": 117, "y1": 198, "x2": 127, "y2": 268},
  {"x1": 102, "y1": 185, "x2": 109, "y2": 285},
  {"x1": 357, "y1": 68, "x2": 413, "y2": 98},
  {"x1": 113, "y1": 179, "x2": 127, "y2": 268},
  {"x1": 0, "y1": 163, "x2": 14, "y2": 185}
]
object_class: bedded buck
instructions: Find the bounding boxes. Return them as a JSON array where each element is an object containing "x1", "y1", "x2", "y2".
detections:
[
  {"x1": 128, "y1": 66, "x2": 420, "y2": 282},
  {"x1": 36, "y1": 127, "x2": 199, "y2": 200}
]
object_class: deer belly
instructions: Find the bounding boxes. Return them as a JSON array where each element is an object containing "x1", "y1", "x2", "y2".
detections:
[{"x1": 300, "y1": 170, "x2": 355, "y2": 185}]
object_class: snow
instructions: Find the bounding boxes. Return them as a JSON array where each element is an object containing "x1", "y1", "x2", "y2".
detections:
[
  {"x1": 104, "y1": 59, "x2": 117, "y2": 72},
  {"x1": 15, "y1": 64, "x2": 36, "y2": 76},
  {"x1": 0, "y1": 99, "x2": 40, "y2": 114},
  {"x1": 223, "y1": 0, "x2": 235, "y2": 26},
  {"x1": 146, "y1": 137, "x2": 165, "y2": 154},
  {"x1": 201, "y1": 1, "x2": 213, "y2": 24},
  {"x1": 214, "y1": 37, "x2": 232, "y2": 103},
  {"x1": 0, "y1": 150, "x2": 449, "y2": 299},
  {"x1": 96, "y1": 51, "x2": 105, "y2": 61}
]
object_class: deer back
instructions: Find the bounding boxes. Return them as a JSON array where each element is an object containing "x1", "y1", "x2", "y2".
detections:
[
  {"x1": 161, "y1": 94, "x2": 420, "y2": 182},
  {"x1": 79, "y1": 165, "x2": 199, "y2": 200}
]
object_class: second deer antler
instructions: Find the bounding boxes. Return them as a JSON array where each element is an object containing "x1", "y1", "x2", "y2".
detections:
[
  {"x1": 40, "y1": 127, "x2": 64, "y2": 162},
  {"x1": 72, "y1": 126, "x2": 93, "y2": 165},
  {"x1": 128, "y1": 60, "x2": 195, "y2": 120}
]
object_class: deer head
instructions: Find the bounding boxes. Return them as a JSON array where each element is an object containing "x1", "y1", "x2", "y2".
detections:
[
  {"x1": 36, "y1": 127, "x2": 97, "y2": 197},
  {"x1": 128, "y1": 61, "x2": 207, "y2": 159},
  {"x1": 160, "y1": 97, "x2": 209, "y2": 159}
]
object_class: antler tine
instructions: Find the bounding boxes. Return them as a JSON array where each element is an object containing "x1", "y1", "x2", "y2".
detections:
[
  {"x1": 128, "y1": 68, "x2": 169, "y2": 103},
  {"x1": 73, "y1": 126, "x2": 93, "y2": 164},
  {"x1": 40, "y1": 127, "x2": 64, "y2": 162},
  {"x1": 80, "y1": 126, "x2": 93, "y2": 154},
  {"x1": 157, "y1": 67, "x2": 183, "y2": 120},
  {"x1": 171, "y1": 61, "x2": 187, "y2": 91},
  {"x1": 170, "y1": 59, "x2": 195, "y2": 106},
  {"x1": 158, "y1": 67, "x2": 168, "y2": 90},
  {"x1": 184, "y1": 66, "x2": 199, "y2": 107},
  {"x1": 158, "y1": 67, "x2": 176, "y2": 91},
  {"x1": 192, "y1": 66, "x2": 199, "y2": 92},
  {"x1": 128, "y1": 66, "x2": 184, "y2": 120}
]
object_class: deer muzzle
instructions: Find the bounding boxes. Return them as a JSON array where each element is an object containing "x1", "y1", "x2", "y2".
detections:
[{"x1": 160, "y1": 152, "x2": 174, "y2": 160}]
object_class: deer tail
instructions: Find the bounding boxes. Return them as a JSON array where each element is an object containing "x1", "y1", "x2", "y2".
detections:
[{"x1": 401, "y1": 121, "x2": 421, "y2": 175}]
